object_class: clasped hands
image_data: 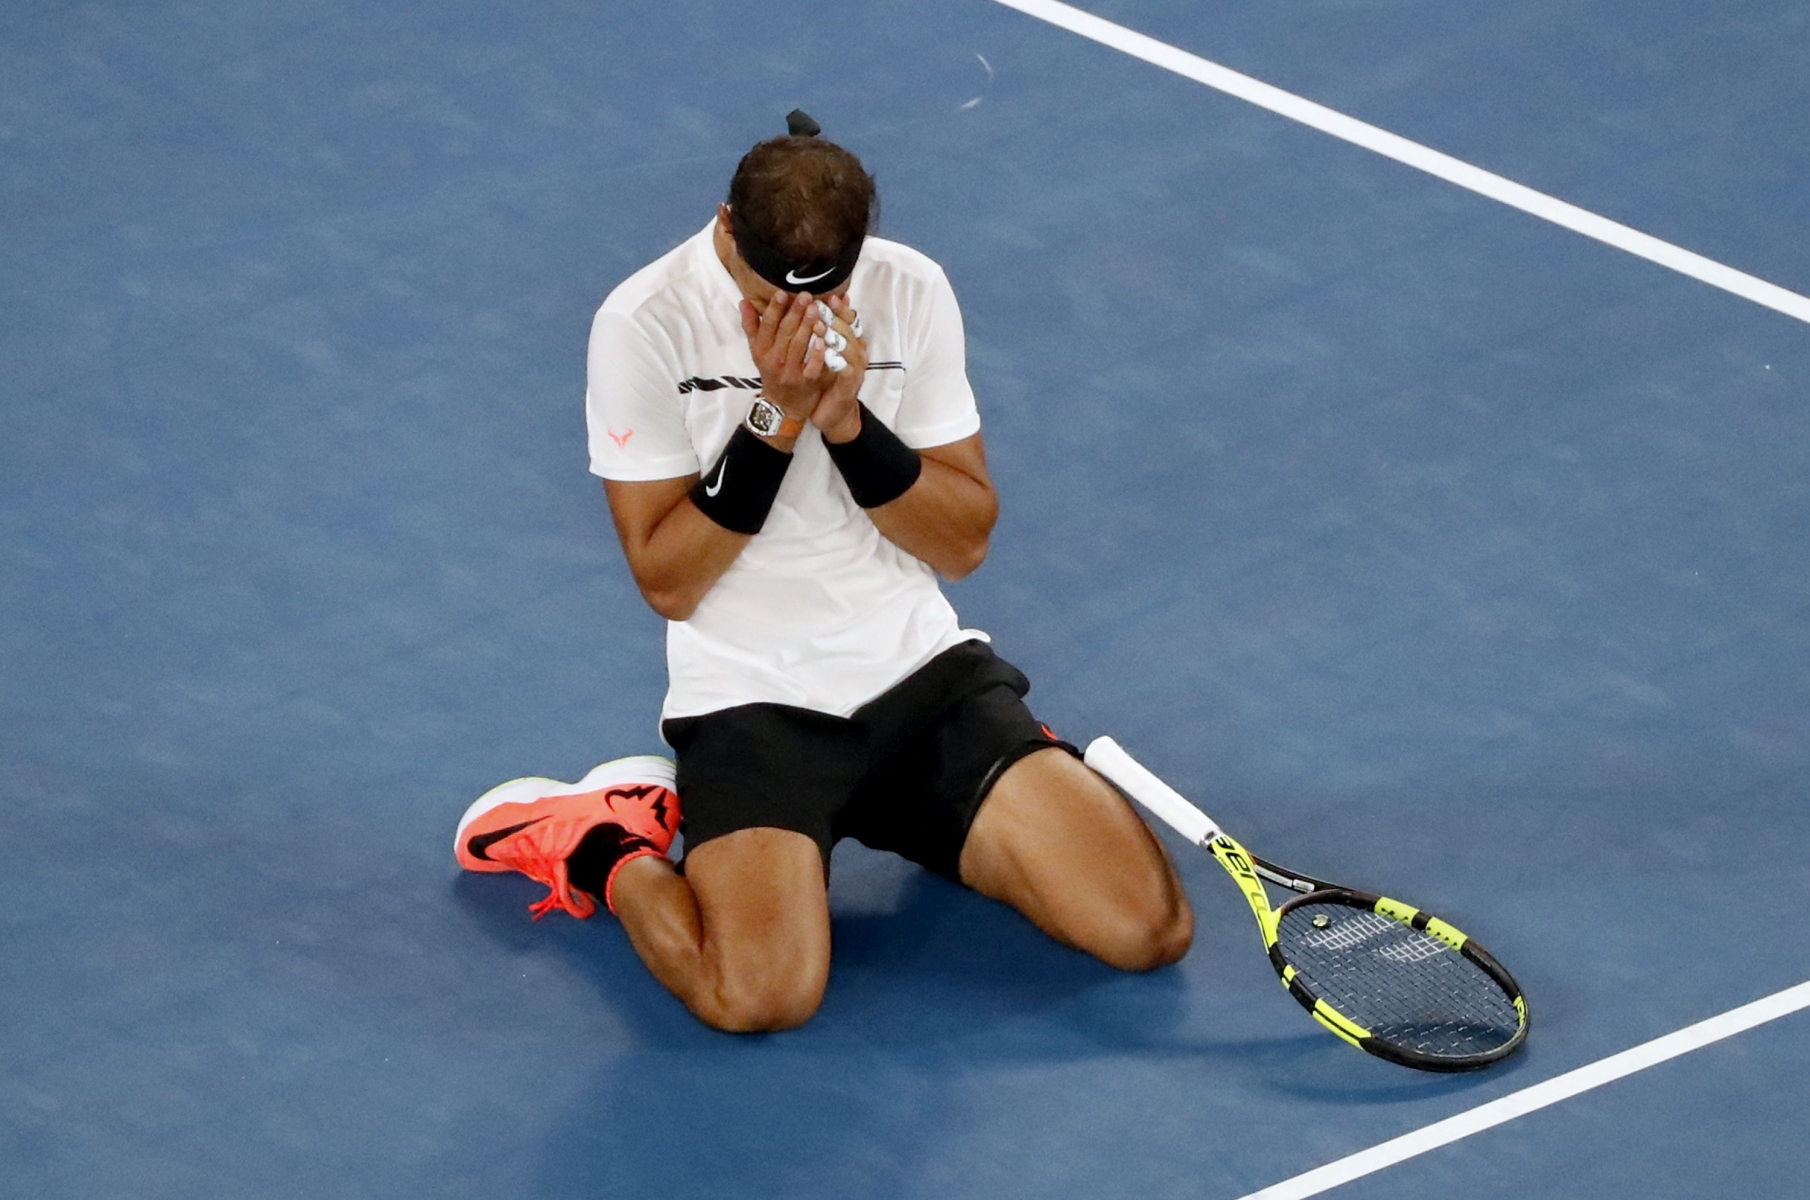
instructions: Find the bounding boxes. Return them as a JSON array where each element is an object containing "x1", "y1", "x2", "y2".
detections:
[{"x1": 737, "y1": 290, "x2": 867, "y2": 445}]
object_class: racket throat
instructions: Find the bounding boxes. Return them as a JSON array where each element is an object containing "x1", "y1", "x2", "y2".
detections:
[{"x1": 1208, "y1": 835, "x2": 1280, "y2": 943}]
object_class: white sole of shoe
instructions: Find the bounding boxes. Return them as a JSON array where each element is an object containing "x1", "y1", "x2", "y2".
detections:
[{"x1": 453, "y1": 755, "x2": 677, "y2": 850}]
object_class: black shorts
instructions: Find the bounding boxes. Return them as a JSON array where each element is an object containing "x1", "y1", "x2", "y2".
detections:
[{"x1": 660, "y1": 640, "x2": 1077, "y2": 880}]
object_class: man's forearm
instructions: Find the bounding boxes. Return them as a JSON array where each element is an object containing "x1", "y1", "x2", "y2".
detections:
[
  {"x1": 605, "y1": 477, "x2": 752, "y2": 622},
  {"x1": 639, "y1": 500, "x2": 754, "y2": 620},
  {"x1": 865, "y1": 452, "x2": 997, "y2": 580}
]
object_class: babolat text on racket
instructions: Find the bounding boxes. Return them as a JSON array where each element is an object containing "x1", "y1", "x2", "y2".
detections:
[{"x1": 1085, "y1": 737, "x2": 1528, "y2": 1072}]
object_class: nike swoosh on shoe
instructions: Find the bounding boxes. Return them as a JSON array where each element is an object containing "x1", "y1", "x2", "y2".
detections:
[{"x1": 467, "y1": 817, "x2": 548, "y2": 861}]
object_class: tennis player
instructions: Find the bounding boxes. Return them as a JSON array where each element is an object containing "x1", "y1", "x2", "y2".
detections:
[{"x1": 456, "y1": 114, "x2": 1192, "y2": 1031}]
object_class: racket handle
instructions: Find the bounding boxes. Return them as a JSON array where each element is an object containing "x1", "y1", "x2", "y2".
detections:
[{"x1": 1084, "y1": 737, "x2": 1221, "y2": 848}]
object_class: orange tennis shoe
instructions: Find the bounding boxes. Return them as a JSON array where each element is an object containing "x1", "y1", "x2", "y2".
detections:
[{"x1": 454, "y1": 756, "x2": 679, "y2": 919}]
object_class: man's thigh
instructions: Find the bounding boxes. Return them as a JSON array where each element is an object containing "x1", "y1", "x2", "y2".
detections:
[
  {"x1": 958, "y1": 747, "x2": 1194, "y2": 972},
  {"x1": 838, "y1": 645, "x2": 1068, "y2": 879},
  {"x1": 682, "y1": 826, "x2": 832, "y2": 1021}
]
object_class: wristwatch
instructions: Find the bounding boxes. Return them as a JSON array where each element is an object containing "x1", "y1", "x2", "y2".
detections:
[{"x1": 745, "y1": 395, "x2": 804, "y2": 440}]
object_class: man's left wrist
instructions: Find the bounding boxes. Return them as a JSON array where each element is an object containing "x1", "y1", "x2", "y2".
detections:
[
  {"x1": 822, "y1": 401, "x2": 921, "y2": 508},
  {"x1": 819, "y1": 405, "x2": 863, "y2": 445}
]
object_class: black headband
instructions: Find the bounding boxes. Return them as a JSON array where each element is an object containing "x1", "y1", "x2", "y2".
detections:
[
  {"x1": 730, "y1": 108, "x2": 865, "y2": 294},
  {"x1": 733, "y1": 222, "x2": 864, "y2": 294}
]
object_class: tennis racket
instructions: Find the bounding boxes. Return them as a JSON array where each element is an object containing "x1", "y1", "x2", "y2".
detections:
[{"x1": 1085, "y1": 737, "x2": 1528, "y2": 1072}]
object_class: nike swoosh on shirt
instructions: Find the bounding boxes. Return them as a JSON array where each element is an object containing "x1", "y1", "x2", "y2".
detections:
[
  {"x1": 785, "y1": 265, "x2": 835, "y2": 286},
  {"x1": 704, "y1": 458, "x2": 728, "y2": 497},
  {"x1": 467, "y1": 817, "x2": 547, "y2": 861}
]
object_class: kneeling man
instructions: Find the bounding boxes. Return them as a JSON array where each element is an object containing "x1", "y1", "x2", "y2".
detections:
[{"x1": 456, "y1": 115, "x2": 1192, "y2": 1032}]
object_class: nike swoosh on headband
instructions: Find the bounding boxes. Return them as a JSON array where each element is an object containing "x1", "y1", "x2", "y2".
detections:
[{"x1": 785, "y1": 265, "x2": 836, "y2": 285}]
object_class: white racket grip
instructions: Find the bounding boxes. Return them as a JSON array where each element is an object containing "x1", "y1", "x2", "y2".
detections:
[{"x1": 1083, "y1": 737, "x2": 1222, "y2": 848}]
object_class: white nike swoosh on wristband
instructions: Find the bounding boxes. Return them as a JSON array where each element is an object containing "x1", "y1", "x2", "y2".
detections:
[
  {"x1": 704, "y1": 458, "x2": 727, "y2": 497},
  {"x1": 785, "y1": 265, "x2": 835, "y2": 285}
]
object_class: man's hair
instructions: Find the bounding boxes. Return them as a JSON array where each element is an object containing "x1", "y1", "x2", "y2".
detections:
[{"x1": 727, "y1": 135, "x2": 877, "y2": 263}]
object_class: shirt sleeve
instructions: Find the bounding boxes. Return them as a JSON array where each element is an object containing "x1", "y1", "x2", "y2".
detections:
[
  {"x1": 890, "y1": 266, "x2": 982, "y2": 450},
  {"x1": 585, "y1": 309, "x2": 700, "y2": 481}
]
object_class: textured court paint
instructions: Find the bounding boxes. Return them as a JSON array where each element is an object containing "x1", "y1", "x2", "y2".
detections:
[
  {"x1": 1238, "y1": 979, "x2": 1810, "y2": 1199},
  {"x1": 988, "y1": 0, "x2": 1810, "y2": 326}
]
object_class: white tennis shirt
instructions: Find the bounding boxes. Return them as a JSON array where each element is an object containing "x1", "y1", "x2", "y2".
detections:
[{"x1": 586, "y1": 222, "x2": 989, "y2": 723}]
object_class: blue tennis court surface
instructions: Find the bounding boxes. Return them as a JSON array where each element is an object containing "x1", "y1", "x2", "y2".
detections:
[{"x1": 4, "y1": 2, "x2": 1807, "y2": 1196}]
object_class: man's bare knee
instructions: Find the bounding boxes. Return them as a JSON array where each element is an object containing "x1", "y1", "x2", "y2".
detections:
[
  {"x1": 700, "y1": 973, "x2": 825, "y2": 1033},
  {"x1": 1097, "y1": 886, "x2": 1195, "y2": 973},
  {"x1": 661, "y1": 828, "x2": 830, "y2": 1032}
]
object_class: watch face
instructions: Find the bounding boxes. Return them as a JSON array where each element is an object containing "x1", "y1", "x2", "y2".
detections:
[{"x1": 748, "y1": 398, "x2": 783, "y2": 436}]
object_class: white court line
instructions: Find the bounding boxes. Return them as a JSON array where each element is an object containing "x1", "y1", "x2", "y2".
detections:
[
  {"x1": 1236, "y1": 979, "x2": 1810, "y2": 1200},
  {"x1": 987, "y1": 0, "x2": 1810, "y2": 327}
]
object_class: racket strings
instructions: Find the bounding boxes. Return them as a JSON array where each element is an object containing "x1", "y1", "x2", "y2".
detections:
[{"x1": 1277, "y1": 902, "x2": 1521, "y2": 1060}]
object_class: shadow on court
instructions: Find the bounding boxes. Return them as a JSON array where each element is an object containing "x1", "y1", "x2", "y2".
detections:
[{"x1": 447, "y1": 849, "x2": 1493, "y2": 1199}]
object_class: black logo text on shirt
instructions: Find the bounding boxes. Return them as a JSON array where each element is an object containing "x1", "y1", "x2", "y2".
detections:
[{"x1": 675, "y1": 364, "x2": 903, "y2": 395}]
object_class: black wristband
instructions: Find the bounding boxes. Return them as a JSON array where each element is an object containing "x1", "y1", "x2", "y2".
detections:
[
  {"x1": 824, "y1": 402, "x2": 922, "y2": 508},
  {"x1": 689, "y1": 425, "x2": 792, "y2": 534}
]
